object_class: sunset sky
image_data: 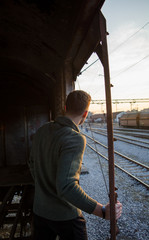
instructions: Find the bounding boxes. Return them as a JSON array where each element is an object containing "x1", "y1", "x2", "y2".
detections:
[{"x1": 75, "y1": 0, "x2": 149, "y2": 113}]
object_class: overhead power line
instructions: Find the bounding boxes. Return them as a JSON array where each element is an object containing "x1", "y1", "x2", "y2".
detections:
[
  {"x1": 79, "y1": 22, "x2": 149, "y2": 75},
  {"x1": 111, "y1": 54, "x2": 149, "y2": 79},
  {"x1": 110, "y1": 22, "x2": 149, "y2": 54}
]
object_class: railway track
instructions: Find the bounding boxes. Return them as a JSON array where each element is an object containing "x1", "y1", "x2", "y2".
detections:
[
  {"x1": 0, "y1": 185, "x2": 33, "y2": 239},
  {"x1": 90, "y1": 125, "x2": 149, "y2": 139},
  {"x1": 85, "y1": 127, "x2": 149, "y2": 149},
  {"x1": 113, "y1": 129, "x2": 149, "y2": 139},
  {"x1": 82, "y1": 132, "x2": 149, "y2": 190},
  {"x1": 92, "y1": 123, "x2": 149, "y2": 134},
  {"x1": 114, "y1": 127, "x2": 149, "y2": 134}
]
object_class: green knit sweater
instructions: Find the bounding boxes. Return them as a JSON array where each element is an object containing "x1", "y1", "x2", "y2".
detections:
[{"x1": 28, "y1": 116, "x2": 97, "y2": 221}]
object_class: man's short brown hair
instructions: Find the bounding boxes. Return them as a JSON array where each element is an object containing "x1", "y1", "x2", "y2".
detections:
[{"x1": 66, "y1": 90, "x2": 91, "y2": 115}]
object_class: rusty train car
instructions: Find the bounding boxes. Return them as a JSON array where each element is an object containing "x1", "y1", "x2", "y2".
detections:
[
  {"x1": 0, "y1": 0, "x2": 112, "y2": 238},
  {"x1": 119, "y1": 112, "x2": 149, "y2": 128}
]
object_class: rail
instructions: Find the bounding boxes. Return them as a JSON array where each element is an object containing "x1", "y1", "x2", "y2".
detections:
[
  {"x1": 82, "y1": 132, "x2": 149, "y2": 190},
  {"x1": 85, "y1": 128, "x2": 149, "y2": 149}
]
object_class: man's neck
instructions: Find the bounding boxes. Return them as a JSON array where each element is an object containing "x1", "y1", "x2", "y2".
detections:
[{"x1": 65, "y1": 113, "x2": 82, "y2": 126}]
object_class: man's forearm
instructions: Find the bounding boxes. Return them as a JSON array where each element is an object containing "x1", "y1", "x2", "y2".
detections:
[{"x1": 92, "y1": 202, "x2": 104, "y2": 218}]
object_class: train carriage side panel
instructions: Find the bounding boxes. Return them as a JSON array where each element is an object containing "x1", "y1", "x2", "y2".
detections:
[
  {"x1": 127, "y1": 113, "x2": 139, "y2": 127},
  {"x1": 119, "y1": 114, "x2": 128, "y2": 127},
  {"x1": 119, "y1": 112, "x2": 139, "y2": 127},
  {"x1": 139, "y1": 112, "x2": 149, "y2": 128}
]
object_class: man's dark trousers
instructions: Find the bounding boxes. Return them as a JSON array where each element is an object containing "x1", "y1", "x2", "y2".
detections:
[{"x1": 33, "y1": 213, "x2": 88, "y2": 240}]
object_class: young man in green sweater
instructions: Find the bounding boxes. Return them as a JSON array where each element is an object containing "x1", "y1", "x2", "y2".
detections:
[{"x1": 28, "y1": 90, "x2": 122, "y2": 240}]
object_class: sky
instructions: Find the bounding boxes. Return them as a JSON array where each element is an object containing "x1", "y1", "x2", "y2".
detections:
[{"x1": 75, "y1": 0, "x2": 149, "y2": 113}]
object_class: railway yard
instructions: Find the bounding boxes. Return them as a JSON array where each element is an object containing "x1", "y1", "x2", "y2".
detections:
[
  {"x1": 1, "y1": 0, "x2": 148, "y2": 239},
  {"x1": 0, "y1": 124, "x2": 149, "y2": 239},
  {"x1": 80, "y1": 124, "x2": 149, "y2": 240}
]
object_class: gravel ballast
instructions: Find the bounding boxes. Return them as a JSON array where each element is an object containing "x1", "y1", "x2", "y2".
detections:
[{"x1": 80, "y1": 129, "x2": 149, "y2": 240}]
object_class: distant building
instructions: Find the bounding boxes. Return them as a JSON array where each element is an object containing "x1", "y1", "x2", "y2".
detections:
[
  {"x1": 90, "y1": 111, "x2": 123, "y2": 123},
  {"x1": 89, "y1": 113, "x2": 105, "y2": 123}
]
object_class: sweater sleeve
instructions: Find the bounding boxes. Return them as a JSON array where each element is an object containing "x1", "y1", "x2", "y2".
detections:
[{"x1": 56, "y1": 133, "x2": 97, "y2": 214}]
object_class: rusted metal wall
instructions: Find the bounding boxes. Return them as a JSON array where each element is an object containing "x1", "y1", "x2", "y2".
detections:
[
  {"x1": 0, "y1": 105, "x2": 50, "y2": 167},
  {"x1": 0, "y1": 0, "x2": 106, "y2": 179}
]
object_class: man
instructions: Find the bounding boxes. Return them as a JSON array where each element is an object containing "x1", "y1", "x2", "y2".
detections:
[{"x1": 28, "y1": 90, "x2": 122, "y2": 240}]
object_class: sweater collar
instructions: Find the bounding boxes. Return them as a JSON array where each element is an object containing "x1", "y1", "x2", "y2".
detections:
[{"x1": 55, "y1": 116, "x2": 80, "y2": 132}]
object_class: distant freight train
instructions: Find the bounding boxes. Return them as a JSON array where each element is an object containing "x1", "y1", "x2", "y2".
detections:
[{"x1": 119, "y1": 112, "x2": 149, "y2": 128}]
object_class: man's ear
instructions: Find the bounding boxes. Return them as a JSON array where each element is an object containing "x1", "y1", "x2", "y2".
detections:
[{"x1": 82, "y1": 111, "x2": 88, "y2": 118}]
